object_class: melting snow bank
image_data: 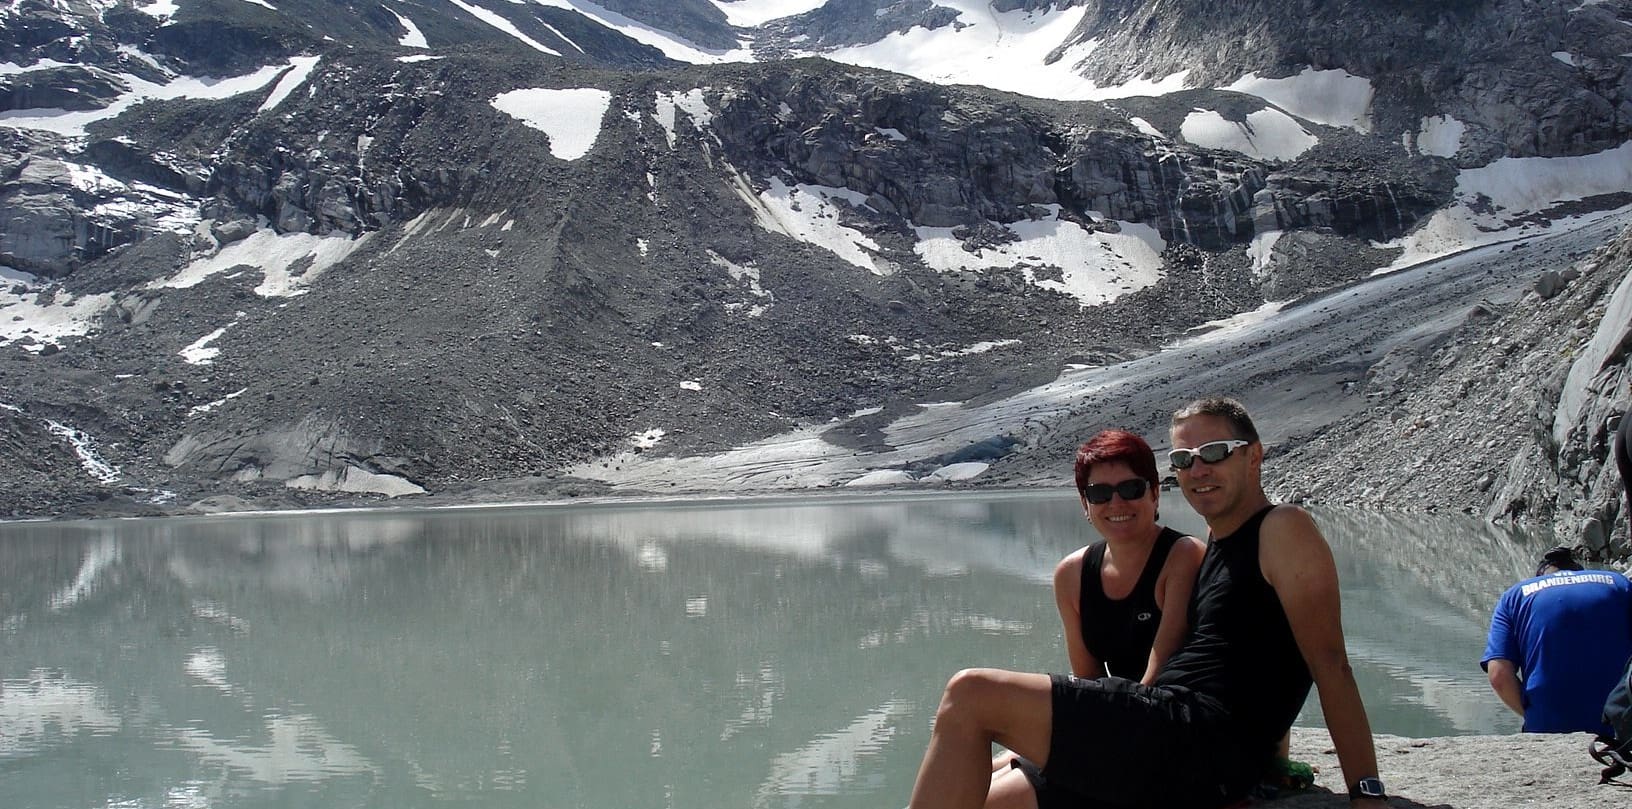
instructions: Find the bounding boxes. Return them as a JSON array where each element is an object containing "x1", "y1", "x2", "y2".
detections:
[
  {"x1": 490, "y1": 87, "x2": 612, "y2": 160},
  {"x1": 0, "y1": 55, "x2": 316, "y2": 137},
  {"x1": 150, "y1": 228, "x2": 373, "y2": 296},
  {"x1": 1179, "y1": 107, "x2": 1318, "y2": 161},
  {"x1": 43, "y1": 420, "x2": 121, "y2": 484},
  {"x1": 284, "y1": 466, "x2": 427, "y2": 497},
  {"x1": 1224, "y1": 68, "x2": 1375, "y2": 133},
  {"x1": 0, "y1": 267, "x2": 117, "y2": 350},
  {"x1": 913, "y1": 206, "x2": 1166, "y2": 306},
  {"x1": 817, "y1": 0, "x2": 1188, "y2": 101},
  {"x1": 1386, "y1": 141, "x2": 1632, "y2": 270}
]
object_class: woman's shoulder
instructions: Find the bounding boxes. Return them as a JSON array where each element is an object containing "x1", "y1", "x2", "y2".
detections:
[{"x1": 1054, "y1": 545, "x2": 1093, "y2": 582}]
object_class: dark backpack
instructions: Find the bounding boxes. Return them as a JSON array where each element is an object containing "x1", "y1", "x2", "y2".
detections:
[{"x1": 1591, "y1": 654, "x2": 1632, "y2": 784}]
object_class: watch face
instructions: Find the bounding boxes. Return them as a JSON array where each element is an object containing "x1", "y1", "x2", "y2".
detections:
[{"x1": 1355, "y1": 777, "x2": 1386, "y2": 798}]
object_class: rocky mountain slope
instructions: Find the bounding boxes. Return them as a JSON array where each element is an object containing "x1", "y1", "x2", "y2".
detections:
[{"x1": 1, "y1": 0, "x2": 1630, "y2": 532}]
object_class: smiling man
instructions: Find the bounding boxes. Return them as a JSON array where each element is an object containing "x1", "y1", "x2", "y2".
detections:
[{"x1": 905, "y1": 397, "x2": 1387, "y2": 809}]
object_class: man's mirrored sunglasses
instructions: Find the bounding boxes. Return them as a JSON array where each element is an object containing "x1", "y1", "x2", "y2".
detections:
[
  {"x1": 1168, "y1": 439, "x2": 1251, "y2": 470},
  {"x1": 1083, "y1": 479, "x2": 1149, "y2": 504}
]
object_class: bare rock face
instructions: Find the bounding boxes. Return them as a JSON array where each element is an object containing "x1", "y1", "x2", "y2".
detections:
[
  {"x1": 1059, "y1": 0, "x2": 1632, "y2": 161},
  {"x1": 0, "y1": 64, "x2": 128, "y2": 112},
  {"x1": 1267, "y1": 220, "x2": 1632, "y2": 559},
  {"x1": 0, "y1": 1, "x2": 1628, "y2": 521}
]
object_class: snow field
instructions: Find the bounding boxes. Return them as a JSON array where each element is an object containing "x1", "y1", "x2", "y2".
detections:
[
  {"x1": 0, "y1": 55, "x2": 311, "y2": 136},
  {"x1": 490, "y1": 87, "x2": 612, "y2": 160},
  {"x1": 819, "y1": 2, "x2": 1188, "y2": 101},
  {"x1": 446, "y1": 0, "x2": 560, "y2": 55},
  {"x1": 384, "y1": 6, "x2": 428, "y2": 48},
  {"x1": 0, "y1": 266, "x2": 116, "y2": 350},
  {"x1": 151, "y1": 229, "x2": 374, "y2": 297},
  {"x1": 729, "y1": 175, "x2": 887, "y2": 274},
  {"x1": 1179, "y1": 107, "x2": 1317, "y2": 161},
  {"x1": 913, "y1": 206, "x2": 1166, "y2": 307},
  {"x1": 1413, "y1": 115, "x2": 1466, "y2": 158},
  {"x1": 530, "y1": 0, "x2": 751, "y2": 63},
  {"x1": 1386, "y1": 141, "x2": 1632, "y2": 269},
  {"x1": 708, "y1": 0, "x2": 828, "y2": 27},
  {"x1": 1225, "y1": 68, "x2": 1374, "y2": 133}
]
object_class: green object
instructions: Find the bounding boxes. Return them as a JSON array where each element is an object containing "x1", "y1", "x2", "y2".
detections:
[
  {"x1": 1269, "y1": 757, "x2": 1317, "y2": 790},
  {"x1": 1251, "y1": 757, "x2": 1317, "y2": 799}
]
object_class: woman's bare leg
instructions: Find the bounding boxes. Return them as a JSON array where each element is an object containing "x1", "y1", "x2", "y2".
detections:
[
  {"x1": 985, "y1": 765, "x2": 1040, "y2": 809},
  {"x1": 907, "y1": 669, "x2": 1054, "y2": 809}
]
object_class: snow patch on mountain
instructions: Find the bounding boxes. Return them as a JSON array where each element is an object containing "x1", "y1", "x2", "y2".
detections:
[
  {"x1": 190, "y1": 387, "x2": 249, "y2": 416},
  {"x1": 0, "y1": 268, "x2": 116, "y2": 350},
  {"x1": 45, "y1": 421, "x2": 121, "y2": 484},
  {"x1": 731, "y1": 175, "x2": 886, "y2": 274},
  {"x1": 531, "y1": 0, "x2": 751, "y2": 63},
  {"x1": 710, "y1": 0, "x2": 827, "y2": 27},
  {"x1": 817, "y1": 1, "x2": 1187, "y2": 101},
  {"x1": 1248, "y1": 230, "x2": 1283, "y2": 276},
  {"x1": 1386, "y1": 141, "x2": 1632, "y2": 269},
  {"x1": 1179, "y1": 107, "x2": 1317, "y2": 161},
  {"x1": 1412, "y1": 115, "x2": 1466, "y2": 158},
  {"x1": 708, "y1": 250, "x2": 773, "y2": 316},
  {"x1": 151, "y1": 229, "x2": 374, "y2": 297},
  {"x1": 654, "y1": 88, "x2": 713, "y2": 147},
  {"x1": 137, "y1": 0, "x2": 178, "y2": 17},
  {"x1": 447, "y1": 0, "x2": 561, "y2": 55},
  {"x1": 912, "y1": 206, "x2": 1165, "y2": 307},
  {"x1": 1129, "y1": 117, "x2": 1164, "y2": 139},
  {"x1": 258, "y1": 56, "x2": 321, "y2": 113},
  {"x1": 285, "y1": 466, "x2": 426, "y2": 497},
  {"x1": 384, "y1": 6, "x2": 427, "y2": 48},
  {"x1": 491, "y1": 87, "x2": 612, "y2": 160},
  {"x1": 180, "y1": 327, "x2": 230, "y2": 365},
  {"x1": 1224, "y1": 68, "x2": 1374, "y2": 133},
  {"x1": 0, "y1": 57, "x2": 307, "y2": 136}
]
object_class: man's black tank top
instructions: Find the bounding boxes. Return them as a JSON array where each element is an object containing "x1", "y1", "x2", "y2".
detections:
[
  {"x1": 1154, "y1": 505, "x2": 1313, "y2": 750},
  {"x1": 1080, "y1": 526, "x2": 1183, "y2": 679}
]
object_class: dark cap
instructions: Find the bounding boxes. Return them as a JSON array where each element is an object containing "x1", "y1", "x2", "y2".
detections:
[{"x1": 1536, "y1": 545, "x2": 1583, "y2": 576}]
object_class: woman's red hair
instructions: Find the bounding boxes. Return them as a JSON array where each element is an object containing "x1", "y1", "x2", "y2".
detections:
[{"x1": 1073, "y1": 429, "x2": 1159, "y2": 499}]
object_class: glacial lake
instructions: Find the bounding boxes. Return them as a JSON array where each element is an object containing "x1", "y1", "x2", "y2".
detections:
[{"x1": 0, "y1": 490, "x2": 1556, "y2": 809}]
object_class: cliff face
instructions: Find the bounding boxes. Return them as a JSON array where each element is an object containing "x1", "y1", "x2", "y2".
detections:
[
  {"x1": 1062, "y1": 0, "x2": 1632, "y2": 161},
  {"x1": 1, "y1": 1, "x2": 1629, "y2": 520},
  {"x1": 1266, "y1": 220, "x2": 1632, "y2": 559}
]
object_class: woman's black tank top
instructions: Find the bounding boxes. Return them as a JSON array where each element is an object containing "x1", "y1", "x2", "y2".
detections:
[
  {"x1": 1079, "y1": 526, "x2": 1183, "y2": 679},
  {"x1": 1154, "y1": 505, "x2": 1314, "y2": 750}
]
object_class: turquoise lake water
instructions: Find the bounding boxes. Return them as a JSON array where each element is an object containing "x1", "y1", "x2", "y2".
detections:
[{"x1": 0, "y1": 491, "x2": 1555, "y2": 808}]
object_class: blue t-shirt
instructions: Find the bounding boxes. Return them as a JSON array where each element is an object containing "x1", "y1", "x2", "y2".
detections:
[{"x1": 1481, "y1": 568, "x2": 1632, "y2": 733}]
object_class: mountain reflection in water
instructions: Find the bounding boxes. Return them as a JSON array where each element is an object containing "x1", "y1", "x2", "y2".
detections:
[{"x1": 0, "y1": 492, "x2": 1557, "y2": 809}]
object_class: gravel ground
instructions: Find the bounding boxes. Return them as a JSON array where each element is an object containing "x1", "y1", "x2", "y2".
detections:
[{"x1": 1275, "y1": 727, "x2": 1632, "y2": 809}]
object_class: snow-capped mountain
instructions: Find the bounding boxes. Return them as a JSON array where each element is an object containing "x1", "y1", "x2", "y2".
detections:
[{"x1": 2, "y1": 0, "x2": 1630, "y2": 523}]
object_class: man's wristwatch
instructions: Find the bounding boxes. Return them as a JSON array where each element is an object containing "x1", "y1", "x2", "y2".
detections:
[{"x1": 1348, "y1": 776, "x2": 1386, "y2": 800}]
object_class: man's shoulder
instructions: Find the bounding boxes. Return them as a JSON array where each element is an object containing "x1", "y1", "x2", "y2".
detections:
[{"x1": 1257, "y1": 503, "x2": 1324, "y2": 549}]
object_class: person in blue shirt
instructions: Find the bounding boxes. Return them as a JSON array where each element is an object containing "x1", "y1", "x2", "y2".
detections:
[{"x1": 1481, "y1": 546, "x2": 1632, "y2": 733}]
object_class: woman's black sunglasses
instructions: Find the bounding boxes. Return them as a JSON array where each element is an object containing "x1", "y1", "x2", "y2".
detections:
[{"x1": 1083, "y1": 478, "x2": 1149, "y2": 504}]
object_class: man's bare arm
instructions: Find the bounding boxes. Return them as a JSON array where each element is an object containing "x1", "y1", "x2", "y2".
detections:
[
  {"x1": 1485, "y1": 658, "x2": 1525, "y2": 718},
  {"x1": 1259, "y1": 506, "x2": 1382, "y2": 804}
]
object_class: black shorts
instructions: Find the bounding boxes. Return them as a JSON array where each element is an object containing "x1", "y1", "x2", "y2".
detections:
[{"x1": 1011, "y1": 674, "x2": 1252, "y2": 809}]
